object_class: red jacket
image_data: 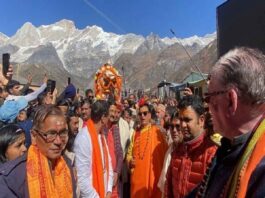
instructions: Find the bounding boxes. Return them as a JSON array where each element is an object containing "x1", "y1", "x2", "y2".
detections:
[{"x1": 165, "y1": 132, "x2": 217, "y2": 198}]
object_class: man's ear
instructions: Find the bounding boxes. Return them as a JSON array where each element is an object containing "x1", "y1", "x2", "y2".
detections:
[
  {"x1": 227, "y1": 89, "x2": 238, "y2": 117},
  {"x1": 199, "y1": 114, "x2": 205, "y2": 127},
  {"x1": 30, "y1": 130, "x2": 37, "y2": 145}
]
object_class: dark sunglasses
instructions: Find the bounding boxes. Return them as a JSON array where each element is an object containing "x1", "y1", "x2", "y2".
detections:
[
  {"x1": 138, "y1": 111, "x2": 149, "y2": 116},
  {"x1": 204, "y1": 90, "x2": 227, "y2": 103},
  {"x1": 169, "y1": 124, "x2": 180, "y2": 130}
]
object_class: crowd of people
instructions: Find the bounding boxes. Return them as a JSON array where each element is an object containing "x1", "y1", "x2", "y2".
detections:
[{"x1": 0, "y1": 46, "x2": 265, "y2": 198}]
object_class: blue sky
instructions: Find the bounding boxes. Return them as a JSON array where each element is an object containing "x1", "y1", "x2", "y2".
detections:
[{"x1": 0, "y1": 0, "x2": 225, "y2": 38}]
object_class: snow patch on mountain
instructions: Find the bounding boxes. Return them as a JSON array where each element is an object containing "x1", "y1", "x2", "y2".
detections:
[
  {"x1": 0, "y1": 19, "x2": 215, "y2": 79},
  {"x1": 8, "y1": 22, "x2": 41, "y2": 47},
  {"x1": 162, "y1": 32, "x2": 216, "y2": 47},
  {"x1": 0, "y1": 33, "x2": 9, "y2": 44},
  {"x1": 39, "y1": 19, "x2": 78, "y2": 44}
]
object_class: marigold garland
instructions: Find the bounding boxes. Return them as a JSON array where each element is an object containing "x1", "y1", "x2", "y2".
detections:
[{"x1": 94, "y1": 63, "x2": 122, "y2": 102}]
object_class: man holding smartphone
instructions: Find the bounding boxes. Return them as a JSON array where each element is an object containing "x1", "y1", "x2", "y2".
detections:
[{"x1": 0, "y1": 55, "x2": 13, "y2": 86}]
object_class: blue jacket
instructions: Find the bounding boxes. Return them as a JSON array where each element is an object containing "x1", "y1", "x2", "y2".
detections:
[
  {"x1": 0, "y1": 154, "x2": 77, "y2": 198},
  {"x1": 17, "y1": 119, "x2": 33, "y2": 148}
]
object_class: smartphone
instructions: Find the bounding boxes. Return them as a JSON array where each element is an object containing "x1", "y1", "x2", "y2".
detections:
[
  {"x1": 2, "y1": 53, "x2": 10, "y2": 77},
  {"x1": 77, "y1": 88, "x2": 79, "y2": 94},
  {"x1": 47, "y1": 79, "x2": 56, "y2": 93},
  {"x1": 68, "y1": 77, "x2": 71, "y2": 85}
]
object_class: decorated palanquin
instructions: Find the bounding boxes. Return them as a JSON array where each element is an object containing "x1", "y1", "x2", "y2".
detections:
[{"x1": 94, "y1": 63, "x2": 122, "y2": 102}]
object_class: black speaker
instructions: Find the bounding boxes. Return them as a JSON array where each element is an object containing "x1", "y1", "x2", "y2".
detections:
[{"x1": 217, "y1": 0, "x2": 265, "y2": 57}]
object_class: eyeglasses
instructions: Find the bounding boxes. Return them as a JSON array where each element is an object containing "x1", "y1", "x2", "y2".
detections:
[
  {"x1": 138, "y1": 111, "x2": 149, "y2": 117},
  {"x1": 169, "y1": 124, "x2": 180, "y2": 130},
  {"x1": 204, "y1": 90, "x2": 228, "y2": 103},
  {"x1": 35, "y1": 129, "x2": 69, "y2": 143}
]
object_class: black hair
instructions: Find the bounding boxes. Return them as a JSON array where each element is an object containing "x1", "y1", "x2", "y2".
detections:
[
  {"x1": 128, "y1": 100, "x2": 135, "y2": 108},
  {"x1": 139, "y1": 103, "x2": 152, "y2": 113},
  {"x1": 122, "y1": 107, "x2": 132, "y2": 117},
  {"x1": 178, "y1": 95, "x2": 205, "y2": 116},
  {"x1": 139, "y1": 103, "x2": 156, "y2": 120},
  {"x1": 72, "y1": 101, "x2": 82, "y2": 117},
  {"x1": 18, "y1": 106, "x2": 31, "y2": 119},
  {"x1": 81, "y1": 98, "x2": 92, "y2": 107},
  {"x1": 6, "y1": 80, "x2": 20, "y2": 94},
  {"x1": 150, "y1": 104, "x2": 157, "y2": 121},
  {"x1": 65, "y1": 110, "x2": 79, "y2": 152},
  {"x1": 57, "y1": 98, "x2": 72, "y2": 107},
  {"x1": 85, "y1": 88, "x2": 93, "y2": 93},
  {"x1": 91, "y1": 100, "x2": 109, "y2": 123},
  {"x1": 0, "y1": 124, "x2": 25, "y2": 163},
  {"x1": 73, "y1": 100, "x2": 82, "y2": 109},
  {"x1": 171, "y1": 110, "x2": 179, "y2": 121},
  {"x1": 37, "y1": 91, "x2": 49, "y2": 105},
  {"x1": 85, "y1": 89, "x2": 93, "y2": 96},
  {"x1": 166, "y1": 106, "x2": 177, "y2": 119},
  {"x1": 66, "y1": 110, "x2": 78, "y2": 123},
  {"x1": 164, "y1": 109, "x2": 179, "y2": 131}
]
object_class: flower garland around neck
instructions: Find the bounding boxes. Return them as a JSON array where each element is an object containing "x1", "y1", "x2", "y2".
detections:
[{"x1": 136, "y1": 124, "x2": 152, "y2": 160}]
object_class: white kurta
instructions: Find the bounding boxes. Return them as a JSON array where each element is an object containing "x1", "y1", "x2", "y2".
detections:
[{"x1": 74, "y1": 126, "x2": 113, "y2": 198}]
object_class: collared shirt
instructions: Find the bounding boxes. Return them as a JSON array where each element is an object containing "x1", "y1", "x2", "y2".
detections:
[{"x1": 74, "y1": 127, "x2": 113, "y2": 198}]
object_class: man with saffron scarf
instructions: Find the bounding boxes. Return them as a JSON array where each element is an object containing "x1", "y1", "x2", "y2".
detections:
[
  {"x1": 0, "y1": 105, "x2": 77, "y2": 197},
  {"x1": 126, "y1": 103, "x2": 168, "y2": 198},
  {"x1": 74, "y1": 100, "x2": 113, "y2": 198},
  {"x1": 192, "y1": 47, "x2": 265, "y2": 198},
  {"x1": 104, "y1": 103, "x2": 123, "y2": 198}
]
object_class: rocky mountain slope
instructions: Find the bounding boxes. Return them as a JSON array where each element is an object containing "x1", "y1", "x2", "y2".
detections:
[{"x1": 0, "y1": 19, "x2": 216, "y2": 91}]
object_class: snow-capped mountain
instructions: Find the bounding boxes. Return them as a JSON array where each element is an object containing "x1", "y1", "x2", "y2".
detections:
[
  {"x1": 161, "y1": 32, "x2": 216, "y2": 46},
  {"x1": 0, "y1": 19, "x2": 216, "y2": 89},
  {"x1": 0, "y1": 33, "x2": 9, "y2": 45}
]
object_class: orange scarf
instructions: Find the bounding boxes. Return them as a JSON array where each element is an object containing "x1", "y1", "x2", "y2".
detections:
[
  {"x1": 226, "y1": 119, "x2": 265, "y2": 198},
  {"x1": 26, "y1": 145, "x2": 73, "y2": 198},
  {"x1": 87, "y1": 119, "x2": 109, "y2": 198}
]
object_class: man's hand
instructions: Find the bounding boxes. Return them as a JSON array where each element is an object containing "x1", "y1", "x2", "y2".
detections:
[
  {"x1": 105, "y1": 192, "x2": 112, "y2": 198},
  {"x1": 51, "y1": 88, "x2": 58, "y2": 104},
  {"x1": 6, "y1": 65, "x2": 13, "y2": 80},
  {"x1": 183, "y1": 87, "x2": 193, "y2": 96},
  {"x1": 0, "y1": 64, "x2": 13, "y2": 86}
]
